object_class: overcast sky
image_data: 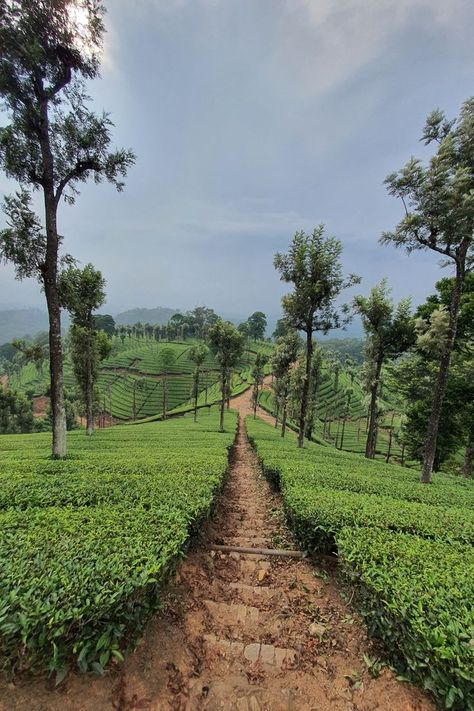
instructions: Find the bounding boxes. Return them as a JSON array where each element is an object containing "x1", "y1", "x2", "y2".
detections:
[{"x1": 1, "y1": 0, "x2": 473, "y2": 321}]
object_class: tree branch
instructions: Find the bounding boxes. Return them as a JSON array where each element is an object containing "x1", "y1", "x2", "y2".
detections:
[{"x1": 55, "y1": 158, "x2": 101, "y2": 204}]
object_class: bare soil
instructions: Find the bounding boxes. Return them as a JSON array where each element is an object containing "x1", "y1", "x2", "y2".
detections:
[{"x1": 0, "y1": 388, "x2": 435, "y2": 711}]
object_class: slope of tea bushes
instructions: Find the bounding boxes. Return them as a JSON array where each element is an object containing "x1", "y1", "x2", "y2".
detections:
[
  {"x1": 246, "y1": 416, "x2": 474, "y2": 710},
  {"x1": 0, "y1": 407, "x2": 236, "y2": 678}
]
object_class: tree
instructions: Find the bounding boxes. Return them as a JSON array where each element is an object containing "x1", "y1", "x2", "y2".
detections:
[
  {"x1": 272, "y1": 332, "x2": 300, "y2": 438},
  {"x1": 93, "y1": 314, "x2": 115, "y2": 337},
  {"x1": 0, "y1": 388, "x2": 34, "y2": 433},
  {"x1": 188, "y1": 344, "x2": 208, "y2": 422},
  {"x1": 59, "y1": 264, "x2": 110, "y2": 435},
  {"x1": 12, "y1": 338, "x2": 47, "y2": 376},
  {"x1": 209, "y1": 320, "x2": 243, "y2": 432},
  {"x1": 353, "y1": 280, "x2": 413, "y2": 459},
  {"x1": 247, "y1": 312, "x2": 267, "y2": 341},
  {"x1": 0, "y1": 1, "x2": 134, "y2": 458},
  {"x1": 251, "y1": 352, "x2": 268, "y2": 418},
  {"x1": 382, "y1": 98, "x2": 474, "y2": 482},
  {"x1": 272, "y1": 317, "x2": 291, "y2": 341},
  {"x1": 274, "y1": 226, "x2": 360, "y2": 447},
  {"x1": 160, "y1": 348, "x2": 176, "y2": 420}
]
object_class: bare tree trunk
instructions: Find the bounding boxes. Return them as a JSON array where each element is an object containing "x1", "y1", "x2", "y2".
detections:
[
  {"x1": 335, "y1": 417, "x2": 341, "y2": 449},
  {"x1": 385, "y1": 412, "x2": 395, "y2": 463},
  {"x1": 193, "y1": 368, "x2": 199, "y2": 422},
  {"x1": 463, "y1": 437, "x2": 473, "y2": 479},
  {"x1": 274, "y1": 398, "x2": 279, "y2": 428},
  {"x1": 133, "y1": 380, "x2": 137, "y2": 420},
  {"x1": 298, "y1": 328, "x2": 313, "y2": 448},
  {"x1": 281, "y1": 401, "x2": 287, "y2": 438},
  {"x1": 421, "y1": 264, "x2": 464, "y2": 483},
  {"x1": 365, "y1": 355, "x2": 383, "y2": 459},
  {"x1": 340, "y1": 416, "x2": 346, "y2": 450},
  {"x1": 163, "y1": 376, "x2": 168, "y2": 420},
  {"x1": 401, "y1": 442, "x2": 405, "y2": 467},
  {"x1": 219, "y1": 367, "x2": 226, "y2": 432},
  {"x1": 86, "y1": 333, "x2": 94, "y2": 436},
  {"x1": 40, "y1": 91, "x2": 66, "y2": 459}
]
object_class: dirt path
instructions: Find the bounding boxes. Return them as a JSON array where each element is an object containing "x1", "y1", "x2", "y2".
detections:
[{"x1": 0, "y1": 390, "x2": 434, "y2": 711}]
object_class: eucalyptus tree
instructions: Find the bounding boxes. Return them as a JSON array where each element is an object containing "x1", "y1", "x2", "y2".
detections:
[
  {"x1": 274, "y1": 226, "x2": 360, "y2": 447},
  {"x1": 382, "y1": 98, "x2": 474, "y2": 482},
  {"x1": 188, "y1": 343, "x2": 208, "y2": 422},
  {"x1": 59, "y1": 264, "x2": 111, "y2": 436},
  {"x1": 353, "y1": 280, "x2": 413, "y2": 459},
  {"x1": 247, "y1": 312, "x2": 267, "y2": 341},
  {"x1": 0, "y1": 1, "x2": 135, "y2": 458},
  {"x1": 251, "y1": 352, "x2": 268, "y2": 418},
  {"x1": 209, "y1": 320, "x2": 243, "y2": 432}
]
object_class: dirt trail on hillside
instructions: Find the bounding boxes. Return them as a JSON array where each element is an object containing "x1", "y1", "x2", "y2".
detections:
[{"x1": 0, "y1": 388, "x2": 434, "y2": 711}]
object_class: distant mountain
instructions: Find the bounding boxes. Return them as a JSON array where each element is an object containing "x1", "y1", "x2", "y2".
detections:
[
  {"x1": 115, "y1": 306, "x2": 179, "y2": 326},
  {"x1": 0, "y1": 309, "x2": 49, "y2": 345}
]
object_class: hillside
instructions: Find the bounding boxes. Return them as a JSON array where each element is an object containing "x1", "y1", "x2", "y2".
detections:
[
  {"x1": 5, "y1": 336, "x2": 271, "y2": 422},
  {"x1": 115, "y1": 306, "x2": 178, "y2": 326},
  {"x1": 0, "y1": 309, "x2": 49, "y2": 344}
]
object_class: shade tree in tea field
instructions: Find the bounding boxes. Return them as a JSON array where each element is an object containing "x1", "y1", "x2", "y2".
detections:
[
  {"x1": 274, "y1": 226, "x2": 360, "y2": 448},
  {"x1": 59, "y1": 264, "x2": 112, "y2": 435},
  {"x1": 0, "y1": 0, "x2": 135, "y2": 458},
  {"x1": 188, "y1": 343, "x2": 209, "y2": 422},
  {"x1": 353, "y1": 279, "x2": 413, "y2": 459},
  {"x1": 382, "y1": 98, "x2": 474, "y2": 482},
  {"x1": 209, "y1": 320, "x2": 243, "y2": 432}
]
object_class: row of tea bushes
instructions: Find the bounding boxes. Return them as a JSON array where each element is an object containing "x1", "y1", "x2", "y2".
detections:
[
  {"x1": 0, "y1": 407, "x2": 237, "y2": 679},
  {"x1": 246, "y1": 415, "x2": 474, "y2": 710}
]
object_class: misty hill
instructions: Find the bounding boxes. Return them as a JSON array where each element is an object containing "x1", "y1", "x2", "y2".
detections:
[
  {"x1": 115, "y1": 306, "x2": 178, "y2": 326},
  {"x1": 0, "y1": 309, "x2": 49, "y2": 344}
]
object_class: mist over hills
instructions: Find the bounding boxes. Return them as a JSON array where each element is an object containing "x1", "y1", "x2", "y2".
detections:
[{"x1": 0, "y1": 305, "x2": 363, "y2": 346}]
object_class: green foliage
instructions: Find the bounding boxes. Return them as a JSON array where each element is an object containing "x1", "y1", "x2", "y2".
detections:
[
  {"x1": 246, "y1": 415, "x2": 474, "y2": 708},
  {"x1": 0, "y1": 407, "x2": 236, "y2": 677},
  {"x1": 338, "y1": 529, "x2": 474, "y2": 711},
  {"x1": 0, "y1": 389, "x2": 34, "y2": 434}
]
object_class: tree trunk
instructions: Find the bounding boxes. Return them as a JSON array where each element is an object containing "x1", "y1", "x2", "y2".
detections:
[
  {"x1": 365, "y1": 354, "x2": 383, "y2": 459},
  {"x1": 219, "y1": 367, "x2": 226, "y2": 432},
  {"x1": 133, "y1": 380, "x2": 137, "y2": 420},
  {"x1": 340, "y1": 417, "x2": 346, "y2": 450},
  {"x1": 193, "y1": 368, "x2": 199, "y2": 422},
  {"x1": 335, "y1": 417, "x2": 341, "y2": 449},
  {"x1": 298, "y1": 328, "x2": 313, "y2": 448},
  {"x1": 39, "y1": 93, "x2": 66, "y2": 459},
  {"x1": 281, "y1": 402, "x2": 287, "y2": 438},
  {"x1": 463, "y1": 438, "x2": 473, "y2": 479},
  {"x1": 421, "y1": 263, "x2": 464, "y2": 483},
  {"x1": 385, "y1": 412, "x2": 395, "y2": 463},
  {"x1": 163, "y1": 376, "x2": 168, "y2": 420},
  {"x1": 85, "y1": 333, "x2": 94, "y2": 436},
  {"x1": 44, "y1": 280, "x2": 67, "y2": 457},
  {"x1": 274, "y1": 398, "x2": 279, "y2": 428}
]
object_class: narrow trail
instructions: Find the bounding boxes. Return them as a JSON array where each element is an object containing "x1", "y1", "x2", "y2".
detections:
[{"x1": 0, "y1": 388, "x2": 434, "y2": 711}]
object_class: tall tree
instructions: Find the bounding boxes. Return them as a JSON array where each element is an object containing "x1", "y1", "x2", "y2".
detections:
[
  {"x1": 247, "y1": 312, "x2": 267, "y2": 341},
  {"x1": 353, "y1": 280, "x2": 413, "y2": 459},
  {"x1": 274, "y1": 226, "x2": 359, "y2": 447},
  {"x1": 59, "y1": 264, "x2": 110, "y2": 435},
  {"x1": 382, "y1": 98, "x2": 474, "y2": 482},
  {"x1": 209, "y1": 320, "x2": 243, "y2": 432},
  {"x1": 188, "y1": 344, "x2": 208, "y2": 422},
  {"x1": 271, "y1": 332, "x2": 300, "y2": 438},
  {"x1": 0, "y1": 1, "x2": 135, "y2": 458},
  {"x1": 251, "y1": 352, "x2": 268, "y2": 418}
]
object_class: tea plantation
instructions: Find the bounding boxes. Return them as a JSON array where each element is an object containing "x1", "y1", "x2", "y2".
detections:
[
  {"x1": 0, "y1": 407, "x2": 236, "y2": 678},
  {"x1": 246, "y1": 416, "x2": 474, "y2": 711}
]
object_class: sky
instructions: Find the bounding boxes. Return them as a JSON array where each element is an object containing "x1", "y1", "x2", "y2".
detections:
[{"x1": 1, "y1": 0, "x2": 474, "y2": 324}]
